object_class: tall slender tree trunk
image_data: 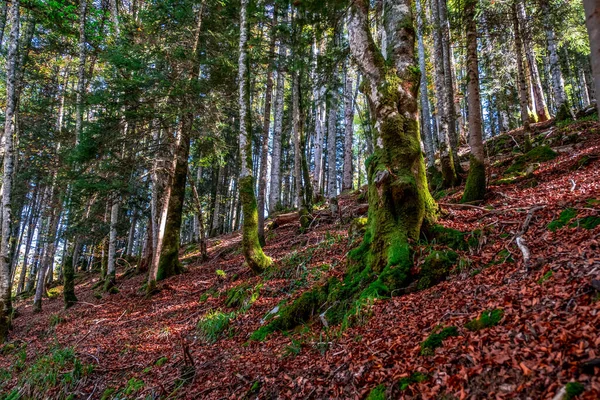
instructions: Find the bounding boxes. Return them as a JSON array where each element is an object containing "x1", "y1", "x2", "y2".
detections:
[
  {"x1": 517, "y1": 0, "x2": 550, "y2": 122},
  {"x1": 342, "y1": 64, "x2": 354, "y2": 192},
  {"x1": 545, "y1": 18, "x2": 570, "y2": 120},
  {"x1": 104, "y1": 199, "x2": 119, "y2": 291},
  {"x1": 239, "y1": 0, "x2": 271, "y2": 274},
  {"x1": 432, "y1": 0, "x2": 458, "y2": 187},
  {"x1": 416, "y1": 0, "x2": 435, "y2": 169},
  {"x1": 210, "y1": 165, "x2": 223, "y2": 236},
  {"x1": 512, "y1": 2, "x2": 531, "y2": 140},
  {"x1": 257, "y1": 7, "x2": 278, "y2": 245},
  {"x1": 109, "y1": 0, "x2": 120, "y2": 37},
  {"x1": 269, "y1": 46, "x2": 285, "y2": 213},
  {"x1": 188, "y1": 167, "x2": 208, "y2": 260},
  {"x1": 462, "y1": 0, "x2": 486, "y2": 203},
  {"x1": 292, "y1": 72, "x2": 303, "y2": 208},
  {"x1": 439, "y1": 0, "x2": 459, "y2": 151},
  {"x1": 326, "y1": 68, "x2": 339, "y2": 200},
  {"x1": 75, "y1": 0, "x2": 87, "y2": 145},
  {"x1": 0, "y1": 1, "x2": 8, "y2": 47},
  {"x1": 347, "y1": 0, "x2": 436, "y2": 276},
  {"x1": 16, "y1": 188, "x2": 40, "y2": 294},
  {"x1": 0, "y1": 0, "x2": 19, "y2": 342},
  {"x1": 579, "y1": 68, "x2": 591, "y2": 107}
]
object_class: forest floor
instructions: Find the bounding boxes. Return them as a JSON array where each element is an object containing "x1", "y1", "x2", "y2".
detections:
[{"x1": 1, "y1": 119, "x2": 600, "y2": 399}]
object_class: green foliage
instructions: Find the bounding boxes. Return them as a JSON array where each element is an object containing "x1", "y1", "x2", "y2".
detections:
[
  {"x1": 123, "y1": 378, "x2": 145, "y2": 395},
  {"x1": 225, "y1": 283, "x2": 262, "y2": 311},
  {"x1": 565, "y1": 382, "x2": 585, "y2": 399},
  {"x1": 215, "y1": 269, "x2": 227, "y2": 279},
  {"x1": 428, "y1": 225, "x2": 479, "y2": 252},
  {"x1": 572, "y1": 216, "x2": 600, "y2": 230},
  {"x1": 10, "y1": 346, "x2": 92, "y2": 398},
  {"x1": 465, "y1": 309, "x2": 504, "y2": 331},
  {"x1": 420, "y1": 326, "x2": 459, "y2": 355},
  {"x1": 548, "y1": 208, "x2": 578, "y2": 231},
  {"x1": 197, "y1": 310, "x2": 235, "y2": 343},
  {"x1": 49, "y1": 313, "x2": 66, "y2": 327},
  {"x1": 282, "y1": 338, "x2": 303, "y2": 358},
  {"x1": 365, "y1": 384, "x2": 386, "y2": 400},
  {"x1": 155, "y1": 357, "x2": 168, "y2": 367},
  {"x1": 537, "y1": 271, "x2": 553, "y2": 285}
]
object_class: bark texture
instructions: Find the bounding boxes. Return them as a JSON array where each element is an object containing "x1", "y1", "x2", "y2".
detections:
[
  {"x1": 0, "y1": 0, "x2": 19, "y2": 342},
  {"x1": 348, "y1": 0, "x2": 437, "y2": 276},
  {"x1": 342, "y1": 65, "x2": 354, "y2": 192},
  {"x1": 461, "y1": 0, "x2": 486, "y2": 203}
]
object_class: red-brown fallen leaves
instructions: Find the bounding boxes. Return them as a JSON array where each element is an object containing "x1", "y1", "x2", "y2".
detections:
[{"x1": 1, "y1": 123, "x2": 600, "y2": 399}]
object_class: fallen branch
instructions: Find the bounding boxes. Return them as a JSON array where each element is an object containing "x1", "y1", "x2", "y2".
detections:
[{"x1": 515, "y1": 205, "x2": 545, "y2": 272}]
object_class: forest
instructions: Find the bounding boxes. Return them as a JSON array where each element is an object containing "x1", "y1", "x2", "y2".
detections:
[{"x1": 0, "y1": 0, "x2": 599, "y2": 398}]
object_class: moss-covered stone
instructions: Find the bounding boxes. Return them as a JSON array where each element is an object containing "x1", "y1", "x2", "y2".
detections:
[
  {"x1": 417, "y1": 250, "x2": 458, "y2": 290},
  {"x1": 461, "y1": 155, "x2": 486, "y2": 203},
  {"x1": 426, "y1": 225, "x2": 479, "y2": 252},
  {"x1": 505, "y1": 145, "x2": 558, "y2": 176},
  {"x1": 465, "y1": 308, "x2": 504, "y2": 331}
]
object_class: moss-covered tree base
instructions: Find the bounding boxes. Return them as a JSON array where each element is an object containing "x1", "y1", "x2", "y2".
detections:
[
  {"x1": 240, "y1": 176, "x2": 272, "y2": 274},
  {"x1": 555, "y1": 102, "x2": 573, "y2": 122},
  {"x1": 440, "y1": 153, "x2": 459, "y2": 189},
  {"x1": 461, "y1": 156, "x2": 486, "y2": 203},
  {"x1": 63, "y1": 266, "x2": 77, "y2": 309},
  {"x1": 0, "y1": 308, "x2": 10, "y2": 343}
]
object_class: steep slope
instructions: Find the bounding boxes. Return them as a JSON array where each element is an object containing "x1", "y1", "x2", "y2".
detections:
[{"x1": 1, "y1": 120, "x2": 599, "y2": 399}]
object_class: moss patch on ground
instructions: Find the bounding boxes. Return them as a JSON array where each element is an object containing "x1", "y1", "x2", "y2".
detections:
[
  {"x1": 505, "y1": 145, "x2": 558, "y2": 176},
  {"x1": 465, "y1": 308, "x2": 504, "y2": 331},
  {"x1": 420, "y1": 326, "x2": 459, "y2": 355},
  {"x1": 548, "y1": 208, "x2": 578, "y2": 232}
]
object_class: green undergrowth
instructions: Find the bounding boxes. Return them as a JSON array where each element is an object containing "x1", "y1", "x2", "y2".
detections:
[
  {"x1": 366, "y1": 384, "x2": 386, "y2": 400},
  {"x1": 504, "y1": 145, "x2": 558, "y2": 177},
  {"x1": 197, "y1": 310, "x2": 236, "y2": 343},
  {"x1": 465, "y1": 309, "x2": 504, "y2": 331},
  {"x1": 250, "y1": 225, "x2": 475, "y2": 341},
  {"x1": 225, "y1": 283, "x2": 262, "y2": 311},
  {"x1": 1, "y1": 345, "x2": 93, "y2": 399},
  {"x1": 420, "y1": 326, "x2": 459, "y2": 355}
]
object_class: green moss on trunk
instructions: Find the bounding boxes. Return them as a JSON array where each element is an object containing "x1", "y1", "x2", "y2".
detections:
[
  {"x1": 240, "y1": 176, "x2": 272, "y2": 274},
  {"x1": 461, "y1": 155, "x2": 486, "y2": 203}
]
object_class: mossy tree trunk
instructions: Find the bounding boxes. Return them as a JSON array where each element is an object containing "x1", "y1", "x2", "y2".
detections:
[
  {"x1": 348, "y1": 0, "x2": 437, "y2": 275},
  {"x1": 461, "y1": 0, "x2": 486, "y2": 203},
  {"x1": 239, "y1": 0, "x2": 272, "y2": 274},
  {"x1": 63, "y1": 241, "x2": 78, "y2": 309},
  {"x1": 583, "y1": 0, "x2": 600, "y2": 118}
]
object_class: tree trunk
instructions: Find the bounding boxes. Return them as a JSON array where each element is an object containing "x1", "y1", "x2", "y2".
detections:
[
  {"x1": 188, "y1": 166, "x2": 208, "y2": 261},
  {"x1": 109, "y1": 0, "x2": 120, "y2": 37},
  {"x1": 63, "y1": 238, "x2": 78, "y2": 308},
  {"x1": 126, "y1": 210, "x2": 137, "y2": 257},
  {"x1": 0, "y1": 0, "x2": 19, "y2": 342},
  {"x1": 438, "y1": 0, "x2": 459, "y2": 152},
  {"x1": 517, "y1": 0, "x2": 550, "y2": 122},
  {"x1": 416, "y1": 0, "x2": 435, "y2": 169},
  {"x1": 579, "y1": 68, "x2": 591, "y2": 107},
  {"x1": 257, "y1": 7, "x2": 278, "y2": 245},
  {"x1": 461, "y1": 0, "x2": 486, "y2": 203},
  {"x1": 512, "y1": 2, "x2": 531, "y2": 138},
  {"x1": 342, "y1": 64, "x2": 354, "y2": 192},
  {"x1": 104, "y1": 199, "x2": 119, "y2": 291},
  {"x1": 292, "y1": 71, "x2": 303, "y2": 208},
  {"x1": 0, "y1": 1, "x2": 8, "y2": 47},
  {"x1": 326, "y1": 66, "x2": 339, "y2": 200},
  {"x1": 16, "y1": 188, "x2": 40, "y2": 294},
  {"x1": 348, "y1": 0, "x2": 436, "y2": 277},
  {"x1": 210, "y1": 165, "x2": 223, "y2": 236},
  {"x1": 268, "y1": 44, "x2": 285, "y2": 213},
  {"x1": 75, "y1": 0, "x2": 87, "y2": 145},
  {"x1": 239, "y1": 0, "x2": 272, "y2": 274},
  {"x1": 432, "y1": 0, "x2": 458, "y2": 187},
  {"x1": 545, "y1": 18, "x2": 570, "y2": 120}
]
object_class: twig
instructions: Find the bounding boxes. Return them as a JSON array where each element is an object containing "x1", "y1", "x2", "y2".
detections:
[
  {"x1": 438, "y1": 203, "x2": 488, "y2": 212},
  {"x1": 570, "y1": 179, "x2": 577, "y2": 192}
]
